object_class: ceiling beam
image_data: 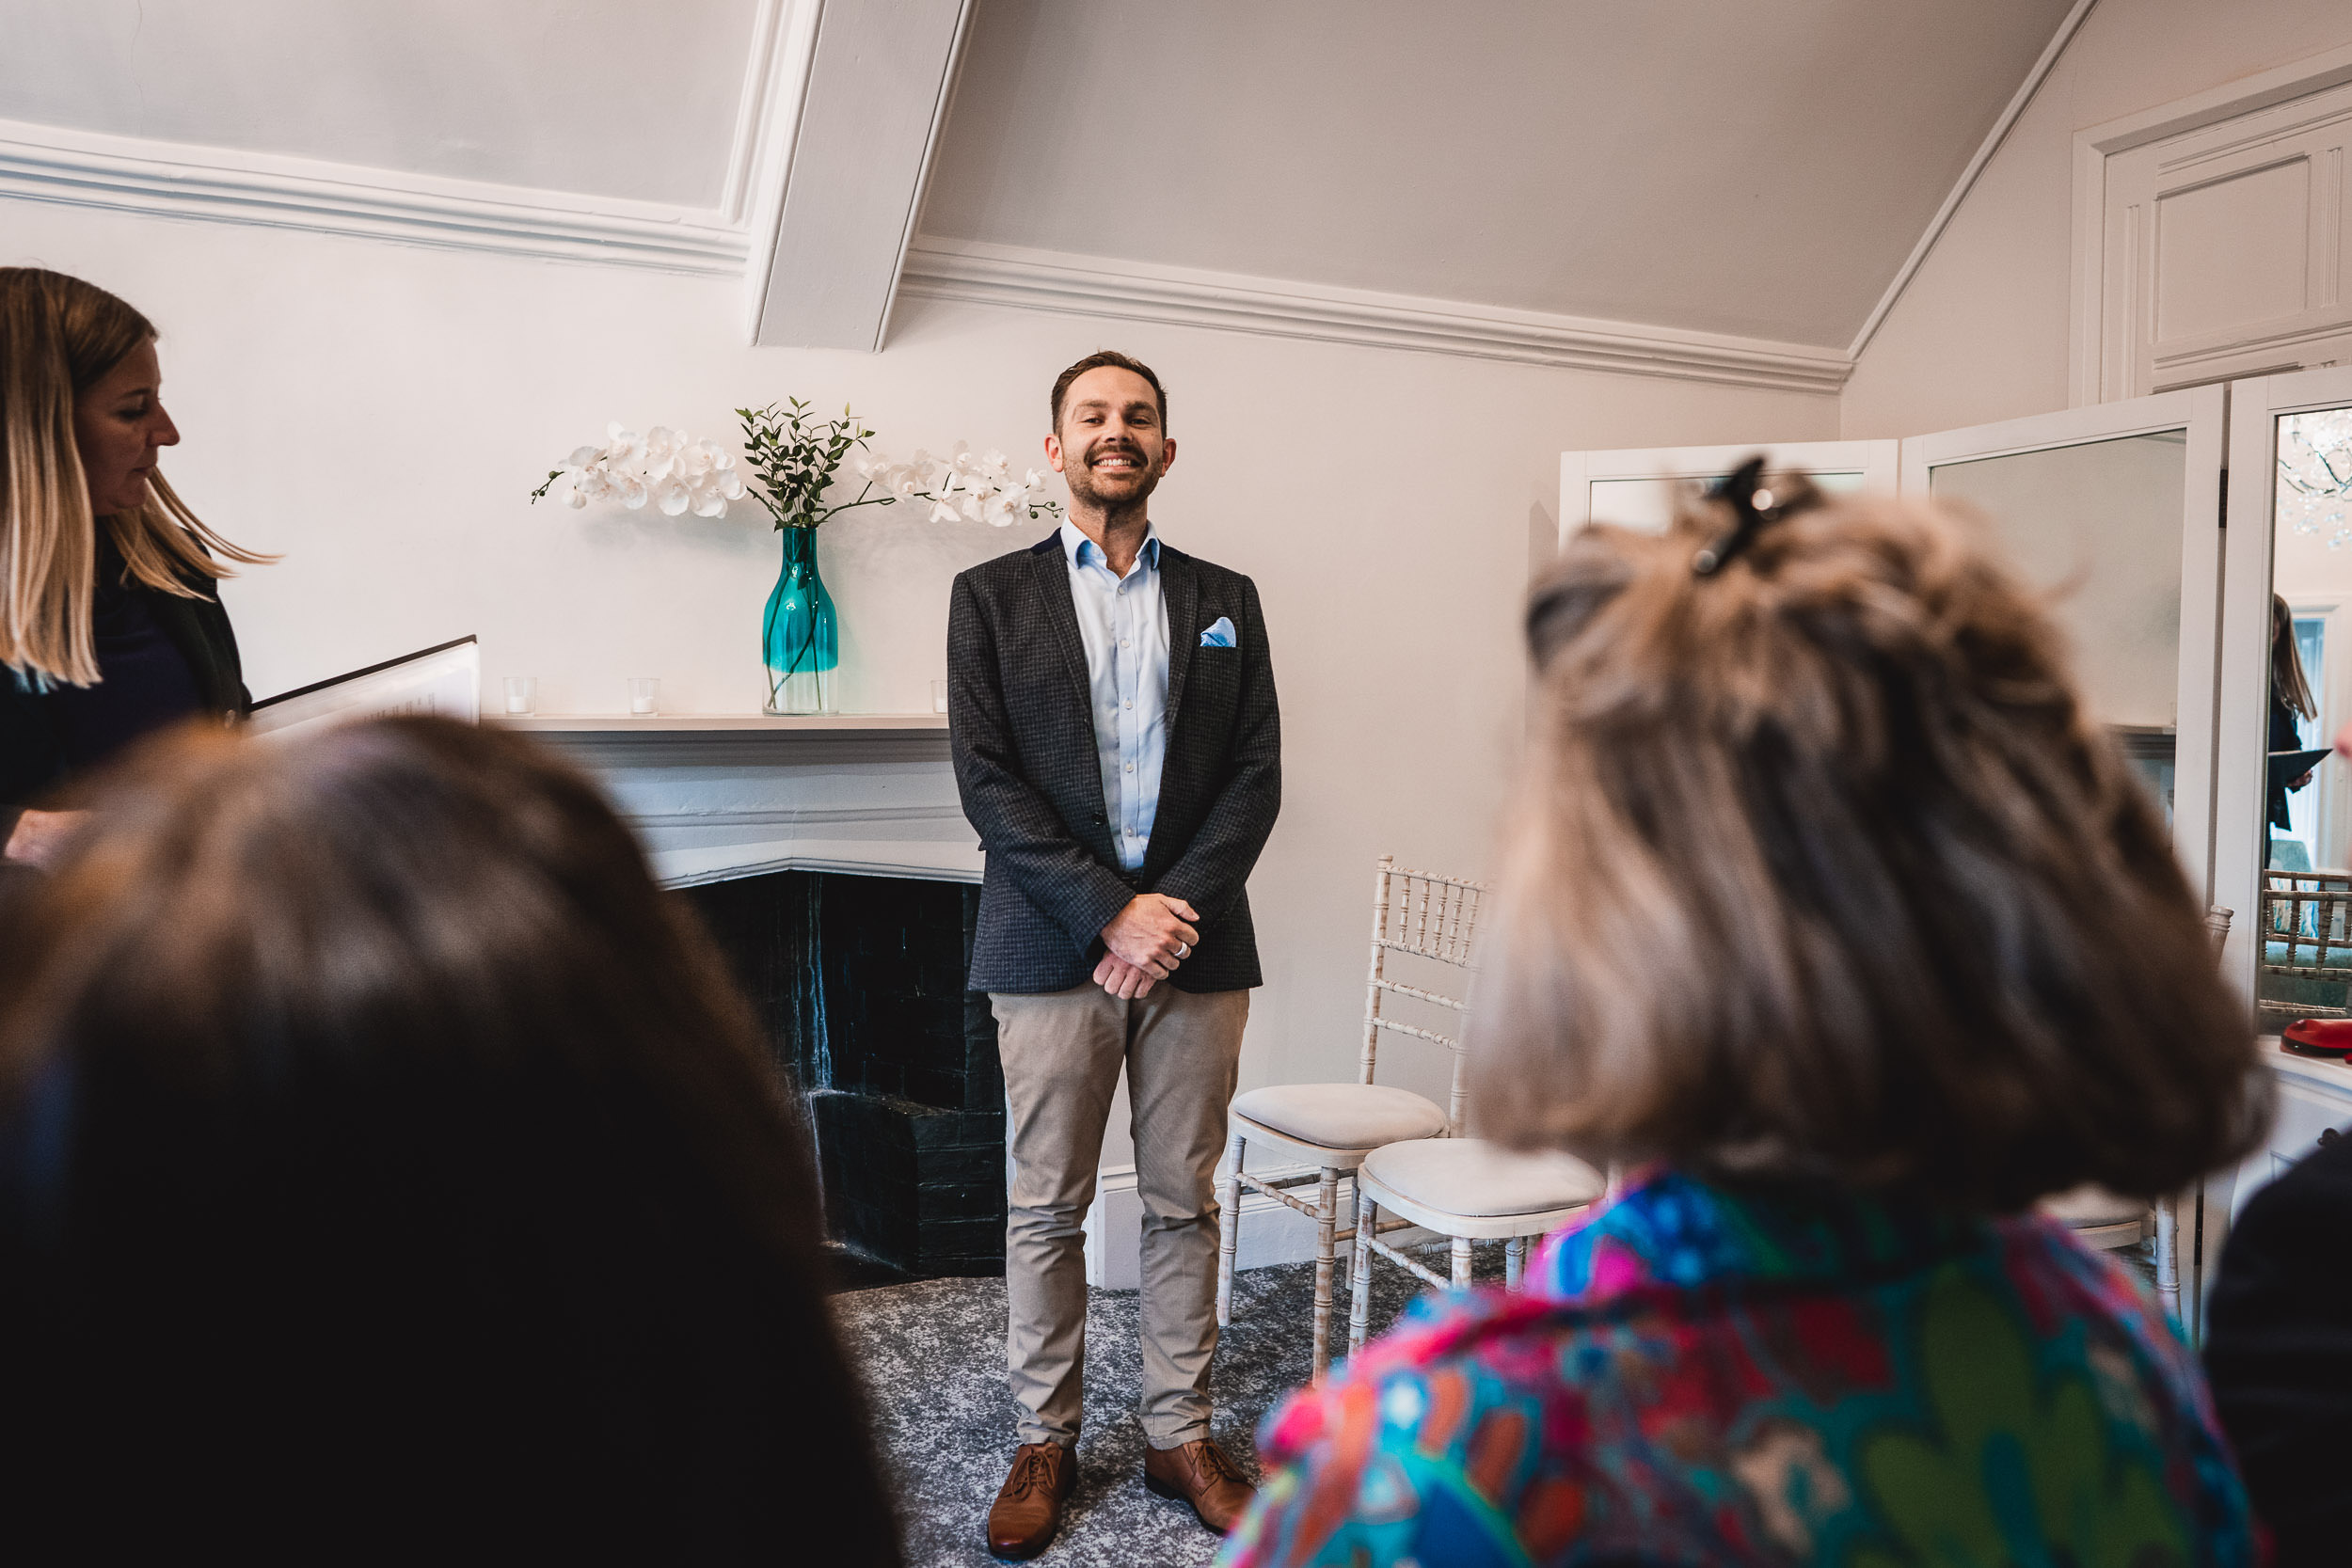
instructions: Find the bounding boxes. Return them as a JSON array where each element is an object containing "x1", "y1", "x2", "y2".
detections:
[{"x1": 744, "y1": 0, "x2": 973, "y2": 350}]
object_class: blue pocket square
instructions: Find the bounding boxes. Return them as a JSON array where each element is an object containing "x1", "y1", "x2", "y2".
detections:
[{"x1": 1200, "y1": 616, "x2": 1237, "y2": 648}]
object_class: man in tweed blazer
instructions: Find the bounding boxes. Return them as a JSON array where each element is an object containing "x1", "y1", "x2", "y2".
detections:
[{"x1": 949, "y1": 352, "x2": 1279, "y2": 1558}]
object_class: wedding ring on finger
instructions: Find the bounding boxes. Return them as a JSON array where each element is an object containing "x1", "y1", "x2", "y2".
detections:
[{"x1": 1175, "y1": 942, "x2": 1191, "y2": 959}]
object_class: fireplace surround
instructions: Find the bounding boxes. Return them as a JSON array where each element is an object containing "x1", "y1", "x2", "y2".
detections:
[
  {"x1": 522, "y1": 716, "x2": 1002, "y2": 1277},
  {"x1": 687, "y1": 868, "x2": 1005, "y2": 1276}
]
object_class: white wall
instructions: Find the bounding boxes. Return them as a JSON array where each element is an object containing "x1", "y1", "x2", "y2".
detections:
[
  {"x1": 6, "y1": 197, "x2": 1836, "y2": 1169},
  {"x1": 1841, "y1": 0, "x2": 2352, "y2": 439}
]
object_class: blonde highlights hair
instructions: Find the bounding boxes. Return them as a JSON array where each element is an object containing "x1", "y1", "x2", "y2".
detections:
[
  {"x1": 1, "y1": 268, "x2": 267, "y2": 687},
  {"x1": 1473, "y1": 481, "x2": 2264, "y2": 1210}
]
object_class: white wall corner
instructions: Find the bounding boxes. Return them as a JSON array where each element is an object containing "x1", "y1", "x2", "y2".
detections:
[
  {"x1": 899, "y1": 237, "x2": 1852, "y2": 394},
  {"x1": 1845, "y1": 0, "x2": 2098, "y2": 369},
  {"x1": 0, "y1": 115, "x2": 748, "y2": 275}
]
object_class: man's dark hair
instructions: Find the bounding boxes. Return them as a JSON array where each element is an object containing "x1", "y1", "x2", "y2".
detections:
[{"x1": 1050, "y1": 350, "x2": 1167, "y2": 435}]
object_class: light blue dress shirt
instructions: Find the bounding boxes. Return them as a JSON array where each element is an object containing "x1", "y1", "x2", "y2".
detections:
[{"x1": 1059, "y1": 520, "x2": 1169, "y2": 872}]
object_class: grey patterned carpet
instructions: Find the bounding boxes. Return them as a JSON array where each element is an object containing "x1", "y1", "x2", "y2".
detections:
[{"x1": 833, "y1": 1249, "x2": 1503, "y2": 1567}]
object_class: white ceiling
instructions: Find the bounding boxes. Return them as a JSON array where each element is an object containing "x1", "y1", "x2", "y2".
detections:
[
  {"x1": 0, "y1": 0, "x2": 2076, "y2": 352},
  {"x1": 0, "y1": 0, "x2": 756, "y2": 207},
  {"x1": 921, "y1": 0, "x2": 2076, "y2": 348}
]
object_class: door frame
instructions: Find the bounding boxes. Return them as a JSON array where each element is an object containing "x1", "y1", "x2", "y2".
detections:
[{"x1": 1900, "y1": 388, "x2": 2228, "y2": 902}]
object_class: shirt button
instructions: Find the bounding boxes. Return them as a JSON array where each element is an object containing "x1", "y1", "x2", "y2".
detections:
[
  {"x1": 1120, "y1": 639, "x2": 1130, "y2": 649},
  {"x1": 1125, "y1": 763, "x2": 1134, "y2": 772},
  {"x1": 1123, "y1": 700, "x2": 1132, "y2": 709}
]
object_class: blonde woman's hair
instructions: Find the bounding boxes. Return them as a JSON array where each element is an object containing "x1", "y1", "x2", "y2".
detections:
[
  {"x1": 1, "y1": 268, "x2": 268, "y2": 687},
  {"x1": 1473, "y1": 479, "x2": 2265, "y2": 1211}
]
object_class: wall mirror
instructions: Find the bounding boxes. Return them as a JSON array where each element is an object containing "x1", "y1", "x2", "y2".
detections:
[
  {"x1": 2242, "y1": 399, "x2": 2352, "y2": 1035},
  {"x1": 1929, "y1": 430, "x2": 2189, "y2": 819}
]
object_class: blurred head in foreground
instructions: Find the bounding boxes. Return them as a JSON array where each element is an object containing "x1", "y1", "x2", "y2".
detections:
[
  {"x1": 0, "y1": 717, "x2": 898, "y2": 1564},
  {"x1": 1474, "y1": 476, "x2": 2263, "y2": 1209}
]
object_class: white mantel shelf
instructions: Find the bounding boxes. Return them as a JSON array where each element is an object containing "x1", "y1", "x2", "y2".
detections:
[{"x1": 510, "y1": 712, "x2": 972, "y2": 888}]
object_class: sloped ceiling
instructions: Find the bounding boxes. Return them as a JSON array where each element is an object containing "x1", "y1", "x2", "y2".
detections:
[
  {"x1": 0, "y1": 0, "x2": 2076, "y2": 353},
  {"x1": 0, "y1": 0, "x2": 756, "y2": 206},
  {"x1": 921, "y1": 0, "x2": 2076, "y2": 348}
]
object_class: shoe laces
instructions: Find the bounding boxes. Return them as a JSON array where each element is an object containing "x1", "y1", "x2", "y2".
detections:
[
  {"x1": 1191, "y1": 1442, "x2": 1241, "y2": 1487},
  {"x1": 1009, "y1": 1447, "x2": 1058, "y2": 1499}
]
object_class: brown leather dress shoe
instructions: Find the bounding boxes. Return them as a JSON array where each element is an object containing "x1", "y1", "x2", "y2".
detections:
[
  {"x1": 1142, "y1": 1438, "x2": 1257, "y2": 1535},
  {"x1": 986, "y1": 1442, "x2": 1077, "y2": 1561}
]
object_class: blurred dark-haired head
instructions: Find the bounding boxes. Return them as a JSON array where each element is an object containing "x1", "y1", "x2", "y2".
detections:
[{"x1": 0, "y1": 717, "x2": 898, "y2": 1564}]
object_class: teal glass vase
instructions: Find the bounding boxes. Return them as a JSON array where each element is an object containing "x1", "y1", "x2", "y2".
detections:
[{"x1": 763, "y1": 525, "x2": 837, "y2": 714}]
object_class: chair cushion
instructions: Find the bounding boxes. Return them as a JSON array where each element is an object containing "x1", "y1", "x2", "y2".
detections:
[
  {"x1": 2038, "y1": 1185, "x2": 2147, "y2": 1229},
  {"x1": 1360, "y1": 1138, "x2": 1605, "y2": 1218},
  {"x1": 1231, "y1": 1084, "x2": 1446, "y2": 1152}
]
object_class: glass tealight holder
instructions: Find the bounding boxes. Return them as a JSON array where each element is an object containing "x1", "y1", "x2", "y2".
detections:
[
  {"x1": 931, "y1": 679, "x2": 949, "y2": 714},
  {"x1": 503, "y1": 676, "x2": 536, "y2": 716},
  {"x1": 628, "y1": 678, "x2": 660, "y2": 716}
]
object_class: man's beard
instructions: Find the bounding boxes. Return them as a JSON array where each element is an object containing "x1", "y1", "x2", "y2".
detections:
[{"x1": 1065, "y1": 444, "x2": 1163, "y2": 514}]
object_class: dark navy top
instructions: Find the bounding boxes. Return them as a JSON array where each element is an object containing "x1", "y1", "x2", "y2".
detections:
[{"x1": 47, "y1": 538, "x2": 206, "y2": 772}]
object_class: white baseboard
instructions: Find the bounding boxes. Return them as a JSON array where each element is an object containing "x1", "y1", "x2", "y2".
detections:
[{"x1": 1080, "y1": 1161, "x2": 1437, "y2": 1290}]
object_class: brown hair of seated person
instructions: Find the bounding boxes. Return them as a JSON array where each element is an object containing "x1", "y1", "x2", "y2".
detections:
[
  {"x1": 0, "y1": 717, "x2": 900, "y2": 1565},
  {"x1": 1471, "y1": 479, "x2": 2265, "y2": 1210}
]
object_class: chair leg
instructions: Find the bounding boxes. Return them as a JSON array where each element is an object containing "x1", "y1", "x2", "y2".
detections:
[
  {"x1": 1311, "y1": 1165, "x2": 1341, "y2": 1381},
  {"x1": 1216, "y1": 1132, "x2": 1245, "y2": 1327},
  {"x1": 1450, "y1": 1236, "x2": 1473, "y2": 1290},
  {"x1": 1504, "y1": 1236, "x2": 1527, "y2": 1290},
  {"x1": 1349, "y1": 1197, "x2": 1377, "y2": 1354}
]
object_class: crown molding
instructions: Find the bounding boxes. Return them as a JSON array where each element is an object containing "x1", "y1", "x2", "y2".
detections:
[
  {"x1": 0, "y1": 115, "x2": 749, "y2": 275},
  {"x1": 898, "y1": 236, "x2": 1851, "y2": 393}
]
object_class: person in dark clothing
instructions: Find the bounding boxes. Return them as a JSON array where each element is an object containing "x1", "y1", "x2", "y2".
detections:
[
  {"x1": 2268, "y1": 592, "x2": 2319, "y2": 849},
  {"x1": 2204, "y1": 1131, "x2": 2352, "y2": 1567},
  {"x1": 0, "y1": 717, "x2": 903, "y2": 1566},
  {"x1": 0, "y1": 267, "x2": 270, "y2": 864}
]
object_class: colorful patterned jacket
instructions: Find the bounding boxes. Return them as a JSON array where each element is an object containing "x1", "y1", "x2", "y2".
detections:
[{"x1": 1218, "y1": 1170, "x2": 2258, "y2": 1567}]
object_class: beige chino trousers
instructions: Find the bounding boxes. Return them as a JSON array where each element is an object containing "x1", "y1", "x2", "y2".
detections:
[{"x1": 991, "y1": 982, "x2": 1249, "y2": 1449}]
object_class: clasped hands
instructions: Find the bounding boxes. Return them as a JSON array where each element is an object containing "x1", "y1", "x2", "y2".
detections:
[{"x1": 1093, "y1": 893, "x2": 1200, "y2": 1000}]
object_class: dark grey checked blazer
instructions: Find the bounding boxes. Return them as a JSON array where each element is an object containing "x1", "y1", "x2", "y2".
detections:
[{"x1": 948, "y1": 532, "x2": 1280, "y2": 994}]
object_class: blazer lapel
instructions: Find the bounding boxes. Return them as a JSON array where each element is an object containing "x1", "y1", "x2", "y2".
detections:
[
  {"x1": 1160, "y1": 544, "x2": 1200, "y2": 741},
  {"x1": 1030, "y1": 539, "x2": 1094, "y2": 721}
]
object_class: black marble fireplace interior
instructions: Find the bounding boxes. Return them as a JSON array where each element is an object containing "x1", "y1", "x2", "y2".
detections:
[{"x1": 682, "y1": 869, "x2": 1005, "y2": 1278}]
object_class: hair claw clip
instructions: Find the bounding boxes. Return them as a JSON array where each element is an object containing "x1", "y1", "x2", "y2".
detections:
[{"x1": 1692, "y1": 455, "x2": 1774, "y2": 578}]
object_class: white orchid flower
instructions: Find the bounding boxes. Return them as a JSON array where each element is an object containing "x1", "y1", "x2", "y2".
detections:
[
  {"x1": 693, "y1": 489, "x2": 729, "y2": 518},
  {"x1": 618, "y1": 475, "x2": 649, "y2": 510},
  {"x1": 1023, "y1": 468, "x2": 1047, "y2": 490},
  {"x1": 981, "y1": 449, "x2": 1009, "y2": 478},
  {"x1": 983, "y1": 490, "x2": 1021, "y2": 527},
  {"x1": 564, "y1": 484, "x2": 589, "y2": 509},
  {"x1": 958, "y1": 493, "x2": 986, "y2": 524},
  {"x1": 657, "y1": 479, "x2": 692, "y2": 515},
  {"x1": 566, "y1": 445, "x2": 603, "y2": 470},
  {"x1": 718, "y1": 468, "x2": 746, "y2": 499},
  {"x1": 928, "y1": 498, "x2": 961, "y2": 525}
]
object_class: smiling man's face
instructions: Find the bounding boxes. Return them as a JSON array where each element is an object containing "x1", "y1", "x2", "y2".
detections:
[{"x1": 1047, "y1": 365, "x2": 1174, "y2": 514}]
